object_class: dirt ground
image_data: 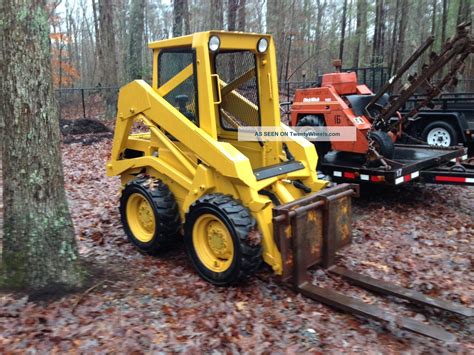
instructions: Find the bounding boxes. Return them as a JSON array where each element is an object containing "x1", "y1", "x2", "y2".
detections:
[{"x1": 0, "y1": 136, "x2": 472, "y2": 353}]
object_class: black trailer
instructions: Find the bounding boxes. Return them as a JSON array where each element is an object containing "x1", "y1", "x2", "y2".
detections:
[
  {"x1": 320, "y1": 144, "x2": 474, "y2": 186},
  {"x1": 401, "y1": 93, "x2": 474, "y2": 148}
]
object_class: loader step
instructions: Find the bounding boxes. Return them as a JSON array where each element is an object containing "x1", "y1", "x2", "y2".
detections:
[
  {"x1": 254, "y1": 160, "x2": 305, "y2": 180},
  {"x1": 298, "y1": 282, "x2": 456, "y2": 342},
  {"x1": 330, "y1": 266, "x2": 473, "y2": 317}
]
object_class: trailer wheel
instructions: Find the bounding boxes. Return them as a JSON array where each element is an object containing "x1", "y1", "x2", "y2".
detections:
[
  {"x1": 368, "y1": 130, "x2": 394, "y2": 159},
  {"x1": 184, "y1": 194, "x2": 262, "y2": 286},
  {"x1": 120, "y1": 177, "x2": 181, "y2": 254},
  {"x1": 422, "y1": 121, "x2": 458, "y2": 147},
  {"x1": 297, "y1": 115, "x2": 331, "y2": 159}
]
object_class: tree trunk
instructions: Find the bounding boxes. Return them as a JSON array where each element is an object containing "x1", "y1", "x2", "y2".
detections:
[
  {"x1": 127, "y1": 0, "x2": 145, "y2": 81},
  {"x1": 353, "y1": 0, "x2": 363, "y2": 68},
  {"x1": 359, "y1": 0, "x2": 368, "y2": 66},
  {"x1": 372, "y1": 0, "x2": 384, "y2": 65},
  {"x1": 0, "y1": 0, "x2": 83, "y2": 290},
  {"x1": 210, "y1": 0, "x2": 224, "y2": 29},
  {"x1": 237, "y1": 0, "x2": 246, "y2": 31},
  {"x1": 441, "y1": 0, "x2": 447, "y2": 44},
  {"x1": 173, "y1": 0, "x2": 190, "y2": 36},
  {"x1": 183, "y1": 0, "x2": 190, "y2": 34},
  {"x1": 393, "y1": 0, "x2": 408, "y2": 88},
  {"x1": 339, "y1": 0, "x2": 348, "y2": 62},
  {"x1": 431, "y1": 0, "x2": 437, "y2": 36},
  {"x1": 457, "y1": 0, "x2": 471, "y2": 25},
  {"x1": 388, "y1": 0, "x2": 400, "y2": 74},
  {"x1": 267, "y1": 0, "x2": 287, "y2": 80},
  {"x1": 173, "y1": 0, "x2": 183, "y2": 36},
  {"x1": 91, "y1": 0, "x2": 100, "y2": 52},
  {"x1": 314, "y1": 0, "x2": 327, "y2": 75},
  {"x1": 227, "y1": 0, "x2": 238, "y2": 31},
  {"x1": 98, "y1": 0, "x2": 118, "y2": 118}
]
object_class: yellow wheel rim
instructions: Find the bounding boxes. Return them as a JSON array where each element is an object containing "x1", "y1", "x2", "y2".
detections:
[
  {"x1": 126, "y1": 193, "x2": 156, "y2": 243},
  {"x1": 192, "y1": 214, "x2": 234, "y2": 272}
]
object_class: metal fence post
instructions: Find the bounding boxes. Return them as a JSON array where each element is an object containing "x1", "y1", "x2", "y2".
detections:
[{"x1": 81, "y1": 88, "x2": 86, "y2": 119}]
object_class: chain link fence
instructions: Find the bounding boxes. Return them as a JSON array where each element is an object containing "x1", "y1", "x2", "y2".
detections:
[
  {"x1": 55, "y1": 76, "x2": 472, "y2": 121},
  {"x1": 56, "y1": 87, "x2": 119, "y2": 121}
]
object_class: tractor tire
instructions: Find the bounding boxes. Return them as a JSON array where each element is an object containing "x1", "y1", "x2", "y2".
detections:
[
  {"x1": 120, "y1": 177, "x2": 180, "y2": 254},
  {"x1": 368, "y1": 130, "x2": 395, "y2": 159},
  {"x1": 297, "y1": 115, "x2": 331, "y2": 160},
  {"x1": 184, "y1": 194, "x2": 262, "y2": 286},
  {"x1": 422, "y1": 121, "x2": 458, "y2": 147}
]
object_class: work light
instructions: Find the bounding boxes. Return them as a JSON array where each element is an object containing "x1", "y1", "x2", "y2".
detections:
[
  {"x1": 257, "y1": 38, "x2": 268, "y2": 53},
  {"x1": 209, "y1": 35, "x2": 221, "y2": 52}
]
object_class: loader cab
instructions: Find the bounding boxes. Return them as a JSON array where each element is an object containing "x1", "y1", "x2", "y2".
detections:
[{"x1": 149, "y1": 31, "x2": 282, "y2": 168}]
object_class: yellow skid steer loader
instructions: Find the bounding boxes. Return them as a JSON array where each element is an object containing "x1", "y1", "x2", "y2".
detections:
[{"x1": 107, "y1": 31, "x2": 471, "y2": 341}]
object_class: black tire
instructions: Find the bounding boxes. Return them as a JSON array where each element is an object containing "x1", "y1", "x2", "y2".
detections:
[
  {"x1": 422, "y1": 120, "x2": 458, "y2": 147},
  {"x1": 184, "y1": 194, "x2": 262, "y2": 286},
  {"x1": 120, "y1": 177, "x2": 180, "y2": 254},
  {"x1": 297, "y1": 115, "x2": 331, "y2": 159},
  {"x1": 368, "y1": 130, "x2": 394, "y2": 159}
]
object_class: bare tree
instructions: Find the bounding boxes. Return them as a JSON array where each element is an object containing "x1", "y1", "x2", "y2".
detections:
[
  {"x1": 339, "y1": 0, "x2": 348, "y2": 61},
  {"x1": 238, "y1": 0, "x2": 246, "y2": 31},
  {"x1": 372, "y1": 0, "x2": 385, "y2": 65},
  {"x1": 210, "y1": 0, "x2": 224, "y2": 29},
  {"x1": 393, "y1": 0, "x2": 408, "y2": 79},
  {"x1": 388, "y1": 0, "x2": 400, "y2": 74},
  {"x1": 457, "y1": 0, "x2": 471, "y2": 24},
  {"x1": 173, "y1": 0, "x2": 190, "y2": 37},
  {"x1": 0, "y1": 0, "x2": 84, "y2": 290},
  {"x1": 441, "y1": 0, "x2": 448, "y2": 44},
  {"x1": 97, "y1": 0, "x2": 119, "y2": 117},
  {"x1": 128, "y1": 0, "x2": 146, "y2": 80}
]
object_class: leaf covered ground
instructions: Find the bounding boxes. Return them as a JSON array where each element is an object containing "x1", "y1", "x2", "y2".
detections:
[{"x1": 0, "y1": 136, "x2": 473, "y2": 353}]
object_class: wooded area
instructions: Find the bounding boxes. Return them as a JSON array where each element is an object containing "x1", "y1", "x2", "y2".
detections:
[
  {"x1": 52, "y1": 0, "x2": 472, "y2": 90},
  {"x1": 0, "y1": 0, "x2": 473, "y2": 352}
]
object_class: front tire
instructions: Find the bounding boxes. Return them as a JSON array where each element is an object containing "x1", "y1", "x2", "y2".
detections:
[
  {"x1": 184, "y1": 194, "x2": 262, "y2": 286},
  {"x1": 422, "y1": 121, "x2": 458, "y2": 147},
  {"x1": 368, "y1": 130, "x2": 394, "y2": 159},
  {"x1": 120, "y1": 177, "x2": 180, "y2": 254}
]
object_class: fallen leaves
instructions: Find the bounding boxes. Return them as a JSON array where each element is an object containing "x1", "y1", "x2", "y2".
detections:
[{"x1": 0, "y1": 136, "x2": 472, "y2": 353}]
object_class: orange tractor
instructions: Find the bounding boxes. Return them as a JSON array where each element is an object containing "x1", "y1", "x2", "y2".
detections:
[
  {"x1": 291, "y1": 60, "x2": 394, "y2": 159},
  {"x1": 290, "y1": 23, "x2": 472, "y2": 166}
]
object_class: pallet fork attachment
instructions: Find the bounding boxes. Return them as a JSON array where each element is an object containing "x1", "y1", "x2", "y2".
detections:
[{"x1": 273, "y1": 183, "x2": 472, "y2": 341}]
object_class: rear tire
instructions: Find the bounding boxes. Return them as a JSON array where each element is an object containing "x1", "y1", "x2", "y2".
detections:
[
  {"x1": 120, "y1": 177, "x2": 180, "y2": 254},
  {"x1": 296, "y1": 115, "x2": 331, "y2": 161},
  {"x1": 368, "y1": 130, "x2": 394, "y2": 159},
  {"x1": 184, "y1": 194, "x2": 262, "y2": 286},
  {"x1": 422, "y1": 121, "x2": 458, "y2": 147}
]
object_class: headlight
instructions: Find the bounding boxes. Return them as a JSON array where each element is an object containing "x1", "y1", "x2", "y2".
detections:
[
  {"x1": 209, "y1": 35, "x2": 220, "y2": 52},
  {"x1": 257, "y1": 38, "x2": 268, "y2": 53}
]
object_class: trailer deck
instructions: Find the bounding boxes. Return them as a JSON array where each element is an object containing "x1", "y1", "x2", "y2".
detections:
[{"x1": 321, "y1": 144, "x2": 472, "y2": 186}]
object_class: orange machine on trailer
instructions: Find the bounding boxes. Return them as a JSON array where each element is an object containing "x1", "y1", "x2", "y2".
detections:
[
  {"x1": 289, "y1": 24, "x2": 474, "y2": 187},
  {"x1": 290, "y1": 60, "x2": 395, "y2": 158},
  {"x1": 290, "y1": 23, "x2": 472, "y2": 164}
]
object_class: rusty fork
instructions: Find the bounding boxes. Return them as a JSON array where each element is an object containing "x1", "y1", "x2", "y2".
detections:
[{"x1": 273, "y1": 183, "x2": 472, "y2": 341}]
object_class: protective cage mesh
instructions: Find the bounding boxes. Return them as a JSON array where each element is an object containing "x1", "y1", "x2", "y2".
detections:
[
  {"x1": 215, "y1": 51, "x2": 260, "y2": 130},
  {"x1": 158, "y1": 50, "x2": 198, "y2": 124}
]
